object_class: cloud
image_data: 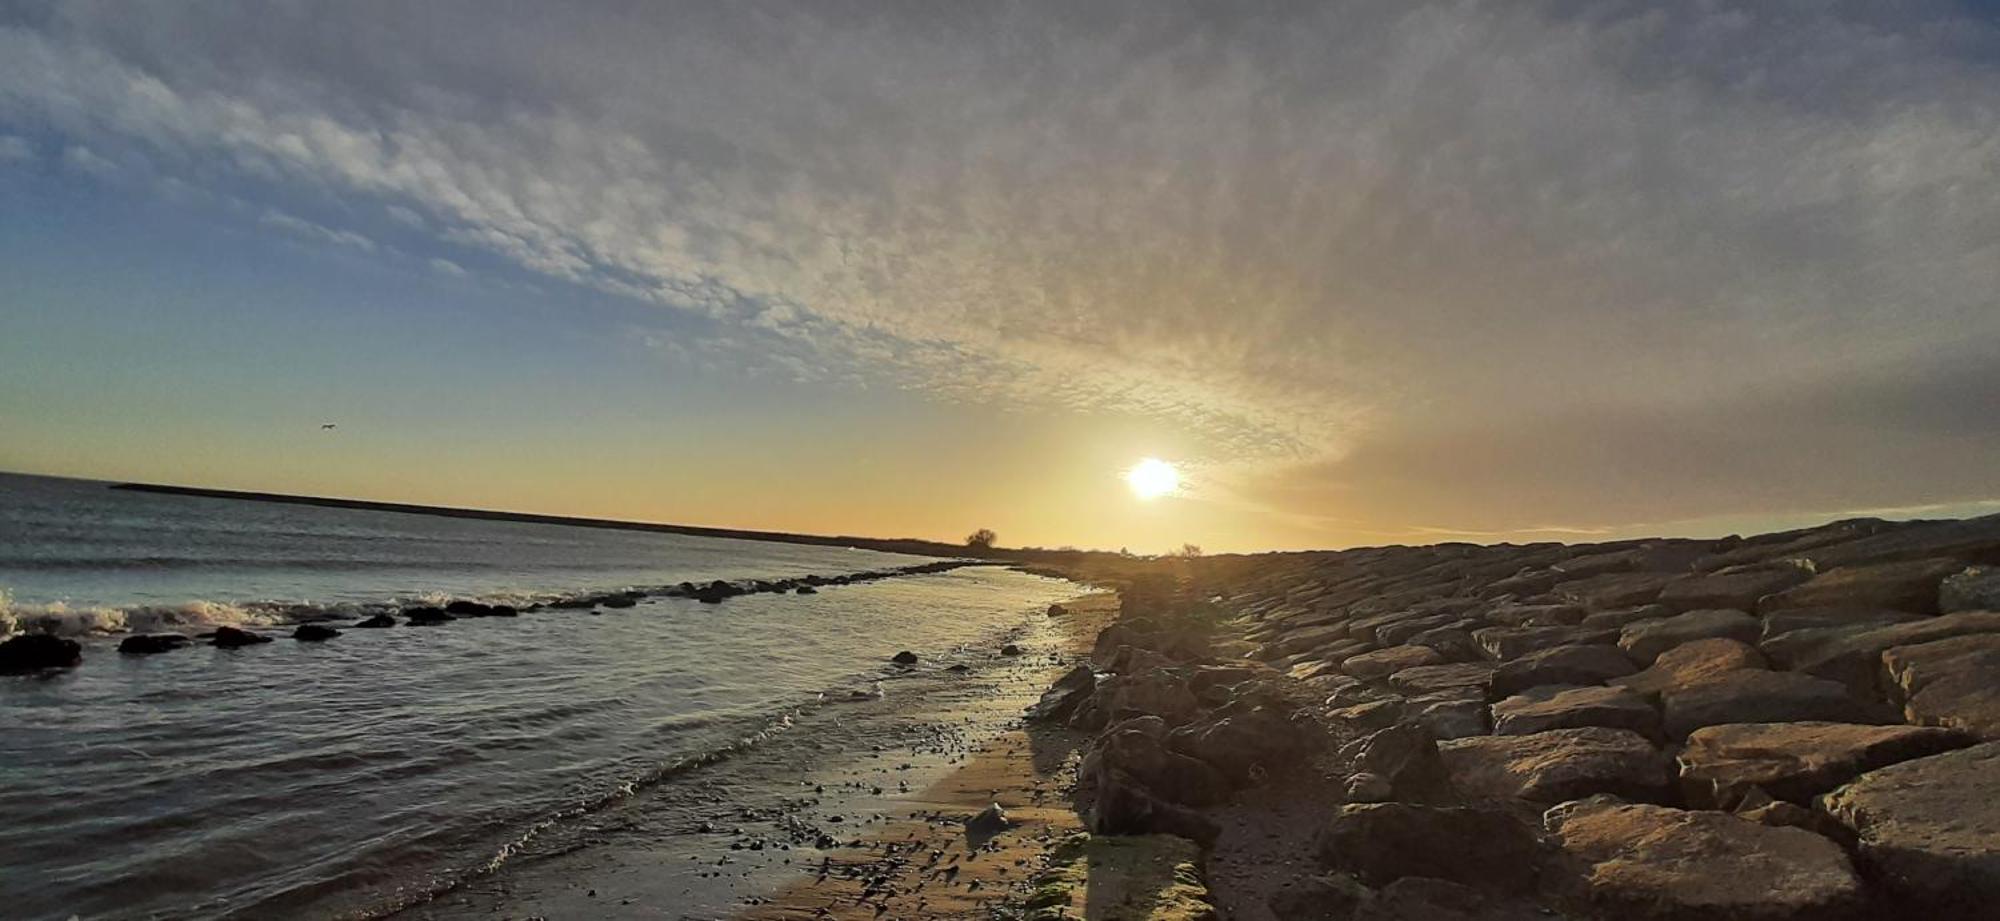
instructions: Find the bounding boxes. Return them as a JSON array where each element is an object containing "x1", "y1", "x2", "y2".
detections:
[
  {"x1": 0, "y1": 133, "x2": 29, "y2": 161},
  {"x1": 427, "y1": 256, "x2": 467, "y2": 277},
  {"x1": 2, "y1": 1, "x2": 1998, "y2": 541},
  {"x1": 257, "y1": 207, "x2": 378, "y2": 253},
  {"x1": 59, "y1": 143, "x2": 116, "y2": 177}
]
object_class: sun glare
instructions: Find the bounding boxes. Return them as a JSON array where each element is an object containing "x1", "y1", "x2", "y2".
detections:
[{"x1": 1125, "y1": 458, "x2": 1181, "y2": 500}]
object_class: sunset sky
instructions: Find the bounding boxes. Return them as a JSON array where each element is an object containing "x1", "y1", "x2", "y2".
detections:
[{"x1": 3, "y1": 1, "x2": 1998, "y2": 553}]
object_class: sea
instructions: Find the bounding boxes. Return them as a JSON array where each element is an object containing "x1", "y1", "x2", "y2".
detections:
[{"x1": 0, "y1": 472, "x2": 1079, "y2": 920}]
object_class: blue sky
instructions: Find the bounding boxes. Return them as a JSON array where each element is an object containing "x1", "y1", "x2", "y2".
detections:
[{"x1": 2, "y1": 1, "x2": 1998, "y2": 551}]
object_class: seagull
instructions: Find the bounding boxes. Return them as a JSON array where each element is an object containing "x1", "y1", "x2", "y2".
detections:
[{"x1": 320, "y1": 423, "x2": 337, "y2": 430}]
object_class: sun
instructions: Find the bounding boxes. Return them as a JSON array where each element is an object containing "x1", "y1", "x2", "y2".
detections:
[{"x1": 1124, "y1": 457, "x2": 1181, "y2": 500}]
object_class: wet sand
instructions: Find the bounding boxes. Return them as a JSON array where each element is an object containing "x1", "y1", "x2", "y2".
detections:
[{"x1": 398, "y1": 593, "x2": 1117, "y2": 921}]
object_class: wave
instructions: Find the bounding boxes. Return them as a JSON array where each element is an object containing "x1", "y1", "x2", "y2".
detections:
[{"x1": 0, "y1": 590, "x2": 291, "y2": 639}]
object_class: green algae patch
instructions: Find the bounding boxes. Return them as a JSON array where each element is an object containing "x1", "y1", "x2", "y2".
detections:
[{"x1": 1009, "y1": 833, "x2": 1216, "y2": 921}]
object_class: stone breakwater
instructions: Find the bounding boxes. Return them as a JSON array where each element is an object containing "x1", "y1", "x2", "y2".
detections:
[
  {"x1": 1030, "y1": 513, "x2": 2000, "y2": 920},
  {"x1": 0, "y1": 559, "x2": 995, "y2": 672}
]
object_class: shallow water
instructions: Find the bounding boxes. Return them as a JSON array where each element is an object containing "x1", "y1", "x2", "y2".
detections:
[{"x1": 0, "y1": 473, "x2": 1077, "y2": 920}]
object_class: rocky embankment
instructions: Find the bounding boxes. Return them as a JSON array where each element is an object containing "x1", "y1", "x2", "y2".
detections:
[{"x1": 1030, "y1": 513, "x2": 2000, "y2": 920}]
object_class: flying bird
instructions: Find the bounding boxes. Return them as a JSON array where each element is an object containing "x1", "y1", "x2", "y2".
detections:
[{"x1": 320, "y1": 423, "x2": 337, "y2": 430}]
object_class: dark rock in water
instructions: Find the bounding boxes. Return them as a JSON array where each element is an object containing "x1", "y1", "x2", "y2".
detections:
[
  {"x1": 795, "y1": 585, "x2": 818, "y2": 595},
  {"x1": 352, "y1": 613, "x2": 398, "y2": 628},
  {"x1": 1027, "y1": 665, "x2": 1097, "y2": 722},
  {"x1": 118, "y1": 634, "x2": 191, "y2": 655},
  {"x1": 444, "y1": 600, "x2": 494, "y2": 616},
  {"x1": 693, "y1": 581, "x2": 740, "y2": 604},
  {"x1": 1, "y1": 634, "x2": 83, "y2": 672},
  {"x1": 487, "y1": 604, "x2": 518, "y2": 617},
  {"x1": 1047, "y1": 603, "x2": 1069, "y2": 617},
  {"x1": 403, "y1": 606, "x2": 454, "y2": 625},
  {"x1": 211, "y1": 626, "x2": 273, "y2": 648},
  {"x1": 945, "y1": 663, "x2": 971, "y2": 673},
  {"x1": 1317, "y1": 803, "x2": 1543, "y2": 892},
  {"x1": 1000, "y1": 643, "x2": 1023, "y2": 656},
  {"x1": 601, "y1": 595, "x2": 638, "y2": 609},
  {"x1": 890, "y1": 650, "x2": 919, "y2": 665},
  {"x1": 292, "y1": 624, "x2": 342, "y2": 642},
  {"x1": 549, "y1": 598, "x2": 595, "y2": 610}
]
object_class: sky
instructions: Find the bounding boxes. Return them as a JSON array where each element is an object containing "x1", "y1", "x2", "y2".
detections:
[{"x1": 2, "y1": 0, "x2": 1998, "y2": 553}]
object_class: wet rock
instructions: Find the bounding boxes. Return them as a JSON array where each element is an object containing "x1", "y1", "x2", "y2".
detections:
[
  {"x1": 1657, "y1": 565, "x2": 1813, "y2": 613},
  {"x1": 1545, "y1": 796, "x2": 1865, "y2": 920},
  {"x1": 1759, "y1": 611, "x2": 2000, "y2": 694},
  {"x1": 1492, "y1": 684, "x2": 1661, "y2": 738},
  {"x1": 0, "y1": 634, "x2": 83, "y2": 672},
  {"x1": 601, "y1": 595, "x2": 639, "y2": 608},
  {"x1": 1761, "y1": 557, "x2": 1968, "y2": 616},
  {"x1": 1661, "y1": 670, "x2": 1879, "y2": 739},
  {"x1": 1940, "y1": 566, "x2": 2000, "y2": 613},
  {"x1": 1619, "y1": 609, "x2": 1760, "y2": 664},
  {"x1": 1678, "y1": 721, "x2": 1976, "y2": 809},
  {"x1": 1387, "y1": 662, "x2": 1493, "y2": 697},
  {"x1": 351, "y1": 613, "x2": 397, "y2": 628},
  {"x1": 403, "y1": 606, "x2": 453, "y2": 625},
  {"x1": 444, "y1": 600, "x2": 496, "y2": 617},
  {"x1": 1818, "y1": 742, "x2": 2000, "y2": 919},
  {"x1": 1490, "y1": 644, "x2": 1636, "y2": 699},
  {"x1": 1317, "y1": 803, "x2": 1543, "y2": 892},
  {"x1": 1027, "y1": 664, "x2": 1097, "y2": 723},
  {"x1": 1881, "y1": 633, "x2": 2000, "y2": 738},
  {"x1": 999, "y1": 643, "x2": 1023, "y2": 656},
  {"x1": 291, "y1": 624, "x2": 341, "y2": 642},
  {"x1": 1612, "y1": 638, "x2": 1767, "y2": 697},
  {"x1": 889, "y1": 650, "x2": 919, "y2": 665},
  {"x1": 1439, "y1": 727, "x2": 1671, "y2": 804},
  {"x1": 1046, "y1": 603, "x2": 1068, "y2": 617},
  {"x1": 211, "y1": 626, "x2": 272, "y2": 647},
  {"x1": 1342, "y1": 644, "x2": 1444, "y2": 679},
  {"x1": 118, "y1": 634, "x2": 190, "y2": 655}
]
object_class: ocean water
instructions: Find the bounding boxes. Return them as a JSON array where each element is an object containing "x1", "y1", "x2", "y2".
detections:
[{"x1": 0, "y1": 473, "x2": 1078, "y2": 920}]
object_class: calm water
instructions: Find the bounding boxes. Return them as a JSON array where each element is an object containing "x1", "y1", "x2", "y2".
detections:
[{"x1": 0, "y1": 474, "x2": 1076, "y2": 920}]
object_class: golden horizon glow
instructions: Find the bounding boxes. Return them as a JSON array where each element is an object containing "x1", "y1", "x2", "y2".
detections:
[{"x1": 1124, "y1": 457, "x2": 1180, "y2": 501}]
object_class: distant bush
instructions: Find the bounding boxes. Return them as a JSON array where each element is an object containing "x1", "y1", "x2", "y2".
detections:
[{"x1": 965, "y1": 528, "x2": 997, "y2": 549}]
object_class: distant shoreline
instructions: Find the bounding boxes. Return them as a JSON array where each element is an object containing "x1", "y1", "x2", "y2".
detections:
[{"x1": 111, "y1": 481, "x2": 982, "y2": 559}]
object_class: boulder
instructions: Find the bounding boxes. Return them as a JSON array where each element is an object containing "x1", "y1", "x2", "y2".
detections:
[
  {"x1": 1439, "y1": 727, "x2": 1671, "y2": 804},
  {"x1": 1661, "y1": 670, "x2": 1879, "y2": 739},
  {"x1": 1168, "y1": 706, "x2": 1309, "y2": 784},
  {"x1": 1407, "y1": 693, "x2": 1490, "y2": 740},
  {"x1": 601, "y1": 594, "x2": 639, "y2": 608},
  {"x1": 1474, "y1": 625, "x2": 1610, "y2": 662},
  {"x1": 1678, "y1": 721, "x2": 1976, "y2": 809},
  {"x1": 1081, "y1": 717, "x2": 1231, "y2": 808},
  {"x1": 210, "y1": 626, "x2": 273, "y2": 648},
  {"x1": 1657, "y1": 566, "x2": 1812, "y2": 613},
  {"x1": 1613, "y1": 638, "x2": 1767, "y2": 697},
  {"x1": 1545, "y1": 797, "x2": 1865, "y2": 920},
  {"x1": 795, "y1": 585, "x2": 818, "y2": 595},
  {"x1": 0, "y1": 634, "x2": 83, "y2": 672},
  {"x1": 1818, "y1": 742, "x2": 2000, "y2": 919},
  {"x1": 1071, "y1": 671, "x2": 1201, "y2": 731},
  {"x1": 1580, "y1": 604, "x2": 1675, "y2": 631},
  {"x1": 444, "y1": 600, "x2": 497, "y2": 616},
  {"x1": 999, "y1": 643, "x2": 1023, "y2": 656},
  {"x1": 1374, "y1": 613, "x2": 1469, "y2": 646},
  {"x1": 1484, "y1": 603, "x2": 1589, "y2": 627},
  {"x1": 1343, "y1": 772, "x2": 1394, "y2": 804},
  {"x1": 1759, "y1": 611, "x2": 2000, "y2": 695},
  {"x1": 1619, "y1": 609, "x2": 1760, "y2": 664},
  {"x1": 1387, "y1": 662, "x2": 1494, "y2": 697},
  {"x1": 118, "y1": 634, "x2": 190, "y2": 655},
  {"x1": 1029, "y1": 665, "x2": 1098, "y2": 722},
  {"x1": 1490, "y1": 644, "x2": 1636, "y2": 699},
  {"x1": 1802, "y1": 513, "x2": 2000, "y2": 569},
  {"x1": 1404, "y1": 625, "x2": 1480, "y2": 661},
  {"x1": 1317, "y1": 803, "x2": 1543, "y2": 892},
  {"x1": 1085, "y1": 768, "x2": 1220, "y2": 845},
  {"x1": 1343, "y1": 644, "x2": 1444, "y2": 679},
  {"x1": 1491, "y1": 684, "x2": 1661, "y2": 738},
  {"x1": 1554, "y1": 572, "x2": 1675, "y2": 609},
  {"x1": 1267, "y1": 874, "x2": 1371, "y2": 921},
  {"x1": 1761, "y1": 558, "x2": 1968, "y2": 616},
  {"x1": 1881, "y1": 633, "x2": 2000, "y2": 738},
  {"x1": 1361, "y1": 877, "x2": 1549, "y2": 921},
  {"x1": 1760, "y1": 606, "x2": 1926, "y2": 642},
  {"x1": 1940, "y1": 566, "x2": 2000, "y2": 613},
  {"x1": 890, "y1": 650, "x2": 919, "y2": 665},
  {"x1": 1331, "y1": 698, "x2": 1405, "y2": 731},
  {"x1": 1348, "y1": 723, "x2": 1455, "y2": 803},
  {"x1": 292, "y1": 624, "x2": 341, "y2": 642},
  {"x1": 403, "y1": 606, "x2": 453, "y2": 625},
  {"x1": 351, "y1": 613, "x2": 397, "y2": 628}
]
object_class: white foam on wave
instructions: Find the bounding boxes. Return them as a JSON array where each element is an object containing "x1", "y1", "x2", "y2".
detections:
[{"x1": 0, "y1": 588, "x2": 286, "y2": 639}]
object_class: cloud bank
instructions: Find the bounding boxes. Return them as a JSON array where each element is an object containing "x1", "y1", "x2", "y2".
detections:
[{"x1": 3, "y1": 0, "x2": 1997, "y2": 541}]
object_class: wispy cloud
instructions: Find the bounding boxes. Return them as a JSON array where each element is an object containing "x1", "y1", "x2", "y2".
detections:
[
  {"x1": 0, "y1": 133, "x2": 29, "y2": 162},
  {"x1": 258, "y1": 207, "x2": 378, "y2": 253},
  {"x1": 3, "y1": 1, "x2": 1997, "y2": 541}
]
